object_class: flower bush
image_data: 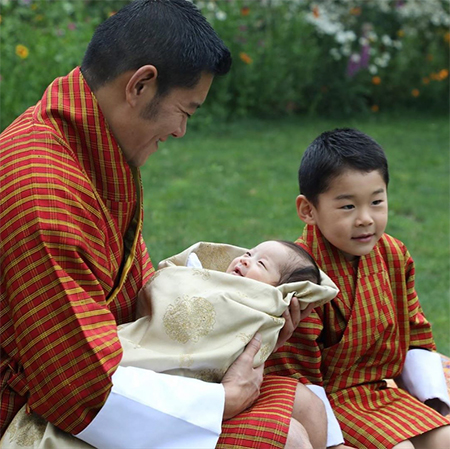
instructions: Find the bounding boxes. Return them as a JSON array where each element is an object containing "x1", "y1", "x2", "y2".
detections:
[{"x1": 0, "y1": 0, "x2": 448, "y2": 130}]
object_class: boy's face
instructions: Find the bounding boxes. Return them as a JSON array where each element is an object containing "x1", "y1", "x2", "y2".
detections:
[
  {"x1": 226, "y1": 241, "x2": 288, "y2": 286},
  {"x1": 298, "y1": 169, "x2": 388, "y2": 261}
]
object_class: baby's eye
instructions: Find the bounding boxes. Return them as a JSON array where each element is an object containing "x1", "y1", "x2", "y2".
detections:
[
  {"x1": 258, "y1": 261, "x2": 266, "y2": 268},
  {"x1": 245, "y1": 251, "x2": 251, "y2": 257}
]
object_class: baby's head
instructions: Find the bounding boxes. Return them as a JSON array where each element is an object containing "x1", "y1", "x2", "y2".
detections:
[{"x1": 226, "y1": 240, "x2": 320, "y2": 286}]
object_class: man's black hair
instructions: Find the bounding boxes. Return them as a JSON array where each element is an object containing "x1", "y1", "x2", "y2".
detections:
[
  {"x1": 298, "y1": 128, "x2": 389, "y2": 206},
  {"x1": 81, "y1": 0, "x2": 231, "y2": 94}
]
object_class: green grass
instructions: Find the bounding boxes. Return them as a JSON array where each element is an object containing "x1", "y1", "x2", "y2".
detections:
[{"x1": 140, "y1": 112, "x2": 450, "y2": 355}]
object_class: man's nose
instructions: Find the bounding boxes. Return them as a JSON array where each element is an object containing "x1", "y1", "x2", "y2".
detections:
[{"x1": 172, "y1": 117, "x2": 187, "y2": 138}]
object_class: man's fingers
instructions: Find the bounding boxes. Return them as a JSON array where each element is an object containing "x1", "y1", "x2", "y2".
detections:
[{"x1": 242, "y1": 333, "x2": 262, "y2": 358}]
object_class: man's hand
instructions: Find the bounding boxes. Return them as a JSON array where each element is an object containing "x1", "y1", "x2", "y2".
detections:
[
  {"x1": 221, "y1": 333, "x2": 264, "y2": 420},
  {"x1": 274, "y1": 298, "x2": 315, "y2": 351}
]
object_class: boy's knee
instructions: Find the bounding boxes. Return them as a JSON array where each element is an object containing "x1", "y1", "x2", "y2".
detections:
[
  {"x1": 294, "y1": 383, "x2": 326, "y2": 417},
  {"x1": 286, "y1": 418, "x2": 313, "y2": 449}
]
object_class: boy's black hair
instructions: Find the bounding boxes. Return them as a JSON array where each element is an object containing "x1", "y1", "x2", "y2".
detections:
[
  {"x1": 298, "y1": 128, "x2": 389, "y2": 206},
  {"x1": 275, "y1": 240, "x2": 320, "y2": 285},
  {"x1": 81, "y1": 0, "x2": 231, "y2": 94}
]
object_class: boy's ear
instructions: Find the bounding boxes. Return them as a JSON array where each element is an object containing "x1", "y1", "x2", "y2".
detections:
[{"x1": 296, "y1": 195, "x2": 316, "y2": 225}]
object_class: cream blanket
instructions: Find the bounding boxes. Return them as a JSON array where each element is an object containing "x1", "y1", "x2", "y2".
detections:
[
  {"x1": 120, "y1": 242, "x2": 339, "y2": 382},
  {"x1": 0, "y1": 242, "x2": 338, "y2": 448}
]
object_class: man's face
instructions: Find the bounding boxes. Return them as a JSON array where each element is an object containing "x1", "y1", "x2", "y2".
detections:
[
  {"x1": 226, "y1": 241, "x2": 289, "y2": 286},
  {"x1": 120, "y1": 72, "x2": 214, "y2": 167},
  {"x1": 306, "y1": 169, "x2": 388, "y2": 261}
]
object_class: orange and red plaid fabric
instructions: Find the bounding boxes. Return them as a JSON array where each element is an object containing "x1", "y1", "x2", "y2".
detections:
[
  {"x1": 0, "y1": 68, "x2": 153, "y2": 434},
  {"x1": 266, "y1": 224, "x2": 449, "y2": 448},
  {"x1": 1, "y1": 68, "x2": 296, "y2": 447}
]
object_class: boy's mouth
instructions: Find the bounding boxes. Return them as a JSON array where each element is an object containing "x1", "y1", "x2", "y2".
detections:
[{"x1": 352, "y1": 233, "x2": 374, "y2": 242}]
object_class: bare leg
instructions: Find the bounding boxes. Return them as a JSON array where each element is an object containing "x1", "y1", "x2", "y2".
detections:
[
  {"x1": 291, "y1": 383, "x2": 327, "y2": 449},
  {"x1": 285, "y1": 417, "x2": 313, "y2": 449},
  {"x1": 410, "y1": 425, "x2": 450, "y2": 449}
]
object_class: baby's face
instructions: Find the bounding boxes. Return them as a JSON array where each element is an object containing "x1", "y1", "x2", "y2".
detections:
[{"x1": 226, "y1": 241, "x2": 289, "y2": 286}]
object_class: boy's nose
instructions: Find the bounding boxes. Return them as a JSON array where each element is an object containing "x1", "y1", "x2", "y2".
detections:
[{"x1": 356, "y1": 211, "x2": 373, "y2": 226}]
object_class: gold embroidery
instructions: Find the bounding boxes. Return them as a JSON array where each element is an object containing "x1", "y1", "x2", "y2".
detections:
[
  {"x1": 237, "y1": 332, "x2": 252, "y2": 344},
  {"x1": 180, "y1": 354, "x2": 194, "y2": 368},
  {"x1": 163, "y1": 295, "x2": 216, "y2": 343},
  {"x1": 195, "y1": 243, "x2": 239, "y2": 272},
  {"x1": 192, "y1": 268, "x2": 211, "y2": 281}
]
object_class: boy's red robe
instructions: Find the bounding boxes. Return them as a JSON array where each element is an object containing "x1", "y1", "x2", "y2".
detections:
[
  {"x1": 0, "y1": 68, "x2": 297, "y2": 447},
  {"x1": 266, "y1": 224, "x2": 449, "y2": 448}
]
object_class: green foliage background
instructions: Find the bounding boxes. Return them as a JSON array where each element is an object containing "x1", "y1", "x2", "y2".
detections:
[{"x1": 1, "y1": 0, "x2": 449, "y2": 130}]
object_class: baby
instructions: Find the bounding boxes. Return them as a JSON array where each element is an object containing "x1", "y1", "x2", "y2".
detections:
[
  {"x1": 118, "y1": 240, "x2": 338, "y2": 383},
  {"x1": 194, "y1": 239, "x2": 321, "y2": 286},
  {"x1": 227, "y1": 240, "x2": 320, "y2": 285}
]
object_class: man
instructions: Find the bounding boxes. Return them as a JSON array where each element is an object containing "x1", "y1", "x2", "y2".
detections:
[{"x1": 0, "y1": 1, "x2": 325, "y2": 447}]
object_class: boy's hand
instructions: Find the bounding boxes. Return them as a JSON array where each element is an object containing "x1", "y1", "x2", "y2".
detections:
[
  {"x1": 274, "y1": 298, "x2": 315, "y2": 351},
  {"x1": 221, "y1": 334, "x2": 264, "y2": 420}
]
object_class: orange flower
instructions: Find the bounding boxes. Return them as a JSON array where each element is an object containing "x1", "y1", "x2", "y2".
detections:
[
  {"x1": 397, "y1": 29, "x2": 404, "y2": 38},
  {"x1": 422, "y1": 77, "x2": 430, "y2": 85},
  {"x1": 444, "y1": 32, "x2": 450, "y2": 43},
  {"x1": 411, "y1": 89, "x2": 420, "y2": 97},
  {"x1": 349, "y1": 7, "x2": 361, "y2": 16},
  {"x1": 372, "y1": 76, "x2": 381, "y2": 85},
  {"x1": 239, "y1": 52, "x2": 253, "y2": 65},
  {"x1": 371, "y1": 105, "x2": 379, "y2": 112},
  {"x1": 439, "y1": 69, "x2": 449, "y2": 80},
  {"x1": 241, "y1": 6, "x2": 250, "y2": 16},
  {"x1": 0, "y1": 15, "x2": 2, "y2": 24},
  {"x1": 15, "y1": 44, "x2": 29, "y2": 59},
  {"x1": 109, "y1": 11, "x2": 117, "y2": 17},
  {"x1": 426, "y1": 54, "x2": 434, "y2": 62},
  {"x1": 312, "y1": 6, "x2": 320, "y2": 18}
]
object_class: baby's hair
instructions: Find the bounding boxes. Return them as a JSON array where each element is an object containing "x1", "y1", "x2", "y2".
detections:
[{"x1": 274, "y1": 240, "x2": 320, "y2": 285}]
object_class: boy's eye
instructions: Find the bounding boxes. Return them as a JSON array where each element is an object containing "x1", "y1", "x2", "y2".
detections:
[
  {"x1": 341, "y1": 204, "x2": 354, "y2": 210},
  {"x1": 372, "y1": 199, "x2": 383, "y2": 205}
]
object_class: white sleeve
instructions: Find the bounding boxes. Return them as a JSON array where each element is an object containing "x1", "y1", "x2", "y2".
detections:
[
  {"x1": 397, "y1": 348, "x2": 450, "y2": 416},
  {"x1": 306, "y1": 384, "x2": 344, "y2": 448},
  {"x1": 75, "y1": 366, "x2": 225, "y2": 449}
]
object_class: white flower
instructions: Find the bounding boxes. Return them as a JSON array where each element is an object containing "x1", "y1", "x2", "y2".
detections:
[
  {"x1": 329, "y1": 48, "x2": 342, "y2": 60},
  {"x1": 381, "y1": 35, "x2": 392, "y2": 46},
  {"x1": 350, "y1": 53, "x2": 361, "y2": 63},
  {"x1": 369, "y1": 64, "x2": 378, "y2": 74},
  {"x1": 215, "y1": 10, "x2": 227, "y2": 21}
]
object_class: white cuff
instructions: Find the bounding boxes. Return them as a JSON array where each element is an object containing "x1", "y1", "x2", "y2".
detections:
[
  {"x1": 76, "y1": 366, "x2": 224, "y2": 449},
  {"x1": 398, "y1": 349, "x2": 450, "y2": 416},
  {"x1": 306, "y1": 384, "x2": 344, "y2": 447}
]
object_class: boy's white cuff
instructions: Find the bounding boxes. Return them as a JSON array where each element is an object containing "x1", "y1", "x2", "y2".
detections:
[
  {"x1": 76, "y1": 366, "x2": 224, "y2": 449},
  {"x1": 306, "y1": 384, "x2": 344, "y2": 447},
  {"x1": 398, "y1": 349, "x2": 450, "y2": 416}
]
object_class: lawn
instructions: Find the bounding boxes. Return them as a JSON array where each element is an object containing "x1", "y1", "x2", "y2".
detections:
[{"x1": 140, "y1": 112, "x2": 450, "y2": 355}]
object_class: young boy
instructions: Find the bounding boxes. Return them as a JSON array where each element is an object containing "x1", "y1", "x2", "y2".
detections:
[{"x1": 266, "y1": 128, "x2": 450, "y2": 448}]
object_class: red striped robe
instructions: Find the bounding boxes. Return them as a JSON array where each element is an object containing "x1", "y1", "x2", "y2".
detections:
[
  {"x1": 0, "y1": 68, "x2": 296, "y2": 447},
  {"x1": 266, "y1": 224, "x2": 449, "y2": 448}
]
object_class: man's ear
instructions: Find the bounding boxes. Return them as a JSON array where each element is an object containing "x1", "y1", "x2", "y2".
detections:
[
  {"x1": 125, "y1": 65, "x2": 158, "y2": 107},
  {"x1": 296, "y1": 195, "x2": 316, "y2": 225}
]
